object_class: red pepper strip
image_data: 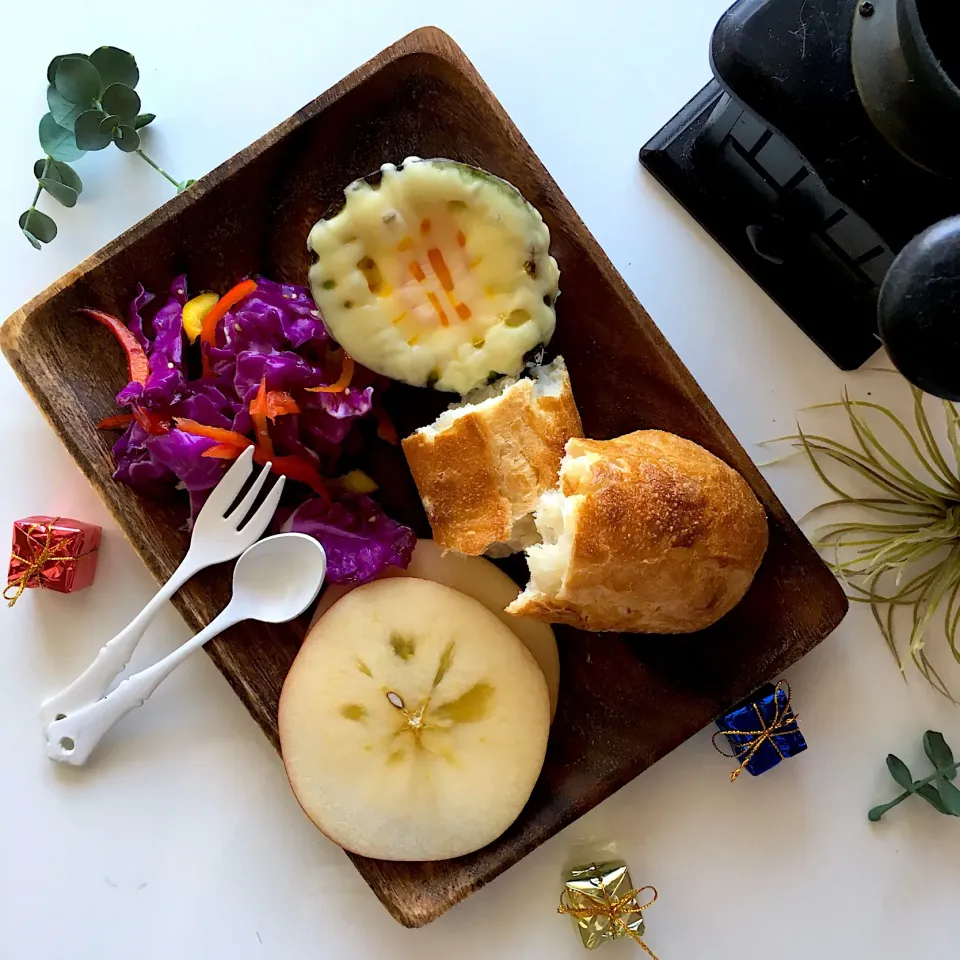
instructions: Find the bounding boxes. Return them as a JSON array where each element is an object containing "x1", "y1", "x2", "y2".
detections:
[
  {"x1": 174, "y1": 418, "x2": 253, "y2": 449},
  {"x1": 253, "y1": 447, "x2": 330, "y2": 500},
  {"x1": 97, "y1": 414, "x2": 134, "y2": 430},
  {"x1": 265, "y1": 390, "x2": 300, "y2": 418},
  {"x1": 200, "y1": 279, "x2": 258, "y2": 377},
  {"x1": 132, "y1": 406, "x2": 171, "y2": 435},
  {"x1": 80, "y1": 308, "x2": 150, "y2": 384},
  {"x1": 202, "y1": 443, "x2": 246, "y2": 459},
  {"x1": 248, "y1": 376, "x2": 274, "y2": 458},
  {"x1": 373, "y1": 404, "x2": 399, "y2": 446},
  {"x1": 306, "y1": 354, "x2": 355, "y2": 393}
]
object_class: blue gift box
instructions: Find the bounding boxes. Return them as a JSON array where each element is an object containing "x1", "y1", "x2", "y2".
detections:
[{"x1": 713, "y1": 680, "x2": 806, "y2": 780}]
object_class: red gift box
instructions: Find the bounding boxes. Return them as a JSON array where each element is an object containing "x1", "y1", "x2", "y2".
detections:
[{"x1": 5, "y1": 516, "x2": 101, "y2": 606}]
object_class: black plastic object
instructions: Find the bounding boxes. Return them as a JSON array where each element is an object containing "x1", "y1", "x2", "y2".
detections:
[
  {"x1": 641, "y1": 0, "x2": 960, "y2": 370},
  {"x1": 852, "y1": 0, "x2": 960, "y2": 177},
  {"x1": 642, "y1": 84, "x2": 890, "y2": 368},
  {"x1": 879, "y1": 216, "x2": 960, "y2": 400}
]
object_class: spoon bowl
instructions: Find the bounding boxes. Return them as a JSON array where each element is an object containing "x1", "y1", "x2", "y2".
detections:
[{"x1": 232, "y1": 533, "x2": 328, "y2": 623}]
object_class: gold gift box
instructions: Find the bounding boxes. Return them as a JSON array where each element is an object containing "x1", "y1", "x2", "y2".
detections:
[{"x1": 560, "y1": 860, "x2": 648, "y2": 950}]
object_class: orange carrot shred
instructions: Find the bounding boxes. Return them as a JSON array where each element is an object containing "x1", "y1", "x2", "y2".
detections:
[
  {"x1": 200, "y1": 279, "x2": 258, "y2": 376},
  {"x1": 306, "y1": 354, "x2": 355, "y2": 394}
]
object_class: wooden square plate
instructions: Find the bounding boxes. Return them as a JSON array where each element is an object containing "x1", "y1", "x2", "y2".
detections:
[{"x1": 1, "y1": 27, "x2": 846, "y2": 927}]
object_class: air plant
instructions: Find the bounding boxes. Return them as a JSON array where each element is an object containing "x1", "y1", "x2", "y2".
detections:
[{"x1": 772, "y1": 384, "x2": 960, "y2": 698}]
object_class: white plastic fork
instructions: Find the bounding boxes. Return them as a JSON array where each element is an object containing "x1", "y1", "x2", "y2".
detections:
[
  {"x1": 40, "y1": 446, "x2": 285, "y2": 727},
  {"x1": 44, "y1": 533, "x2": 326, "y2": 766}
]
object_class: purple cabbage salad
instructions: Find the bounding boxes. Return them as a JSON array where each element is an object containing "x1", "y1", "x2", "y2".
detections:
[{"x1": 105, "y1": 274, "x2": 415, "y2": 584}]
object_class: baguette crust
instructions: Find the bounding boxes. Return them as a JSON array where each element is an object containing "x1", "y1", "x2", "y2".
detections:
[
  {"x1": 507, "y1": 431, "x2": 769, "y2": 632},
  {"x1": 402, "y1": 361, "x2": 582, "y2": 555}
]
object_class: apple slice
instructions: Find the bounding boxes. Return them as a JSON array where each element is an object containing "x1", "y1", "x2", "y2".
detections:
[
  {"x1": 279, "y1": 578, "x2": 550, "y2": 861},
  {"x1": 310, "y1": 539, "x2": 560, "y2": 719}
]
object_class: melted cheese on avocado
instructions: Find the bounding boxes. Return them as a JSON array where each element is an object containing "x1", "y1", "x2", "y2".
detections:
[{"x1": 307, "y1": 158, "x2": 560, "y2": 395}]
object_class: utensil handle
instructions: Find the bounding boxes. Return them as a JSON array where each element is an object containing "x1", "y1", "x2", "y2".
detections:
[
  {"x1": 39, "y1": 555, "x2": 198, "y2": 725},
  {"x1": 44, "y1": 606, "x2": 240, "y2": 766}
]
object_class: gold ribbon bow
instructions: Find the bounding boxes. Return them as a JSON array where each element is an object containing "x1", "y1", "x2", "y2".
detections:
[
  {"x1": 558, "y1": 865, "x2": 660, "y2": 958},
  {"x1": 712, "y1": 680, "x2": 799, "y2": 782},
  {"x1": 3, "y1": 518, "x2": 81, "y2": 608}
]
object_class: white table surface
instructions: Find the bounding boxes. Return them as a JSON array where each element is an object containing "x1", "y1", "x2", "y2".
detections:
[{"x1": 3, "y1": 1, "x2": 960, "y2": 956}]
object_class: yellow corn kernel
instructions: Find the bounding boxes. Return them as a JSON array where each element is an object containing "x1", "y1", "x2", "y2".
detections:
[
  {"x1": 182, "y1": 291, "x2": 219, "y2": 343},
  {"x1": 338, "y1": 469, "x2": 379, "y2": 495}
]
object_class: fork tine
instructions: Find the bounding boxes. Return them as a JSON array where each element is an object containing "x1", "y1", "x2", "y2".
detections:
[
  {"x1": 198, "y1": 445, "x2": 255, "y2": 518},
  {"x1": 238, "y1": 473, "x2": 286, "y2": 539},
  {"x1": 225, "y1": 459, "x2": 273, "y2": 522}
]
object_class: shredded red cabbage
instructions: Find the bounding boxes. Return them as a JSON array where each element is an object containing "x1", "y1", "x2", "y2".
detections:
[
  {"x1": 279, "y1": 495, "x2": 417, "y2": 586},
  {"x1": 107, "y1": 275, "x2": 414, "y2": 583}
]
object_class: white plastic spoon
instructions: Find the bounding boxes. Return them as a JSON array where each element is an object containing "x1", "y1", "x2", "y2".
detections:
[
  {"x1": 44, "y1": 532, "x2": 327, "y2": 766},
  {"x1": 40, "y1": 447, "x2": 285, "y2": 727}
]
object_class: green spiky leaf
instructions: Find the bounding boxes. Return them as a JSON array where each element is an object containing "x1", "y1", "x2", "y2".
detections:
[
  {"x1": 89, "y1": 46, "x2": 138, "y2": 91},
  {"x1": 19, "y1": 209, "x2": 57, "y2": 244},
  {"x1": 785, "y1": 386, "x2": 960, "y2": 697},
  {"x1": 101, "y1": 83, "x2": 140, "y2": 121},
  {"x1": 133, "y1": 112, "x2": 155, "y2": 130},
  {"x1": 39, "y1": 178, "x2": 78, "y2": 208},
  {"x1": 38, "y1": 113, "x2": 85, "y2": 161},
  {"x1": 54, "y1": 56, "x2": 101, "y2": 104},
  {"x1": 74, "y1": 110, "x2": 112, "y2": 151}
]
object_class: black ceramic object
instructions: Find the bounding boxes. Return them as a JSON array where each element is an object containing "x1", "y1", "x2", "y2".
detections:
[
  {"x1": 879, "y1": 216, "x2": 960, "y2": 400},
  {"x1": 852, "y1": 0, "x2": 960, "y2": 177},
  {"x1": 641, "y1": 0, "x2": 960, "y2": 370}
]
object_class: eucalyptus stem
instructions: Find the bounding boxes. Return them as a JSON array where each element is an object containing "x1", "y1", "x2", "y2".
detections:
[
  {"x1": 28, "y1": 156, "x2": 50, "y2": 213},
  {"x1": 135, "y1": 147, "x2": 181, "y2": 189}
]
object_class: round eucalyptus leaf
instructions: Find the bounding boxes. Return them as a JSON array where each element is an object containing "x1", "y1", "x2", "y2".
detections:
[
  {"x1": 40, "y1": 178, "x2": 78, "y2": 208},
  {"x1": 21, "y1": 227, "x2": 42, "y2": 251},
  {"x1": 38, "y1": 113, "x2": 86, "y2": 162},
  {"x1": 54, "y1": 57, "x2": 102, "y2": 105},
  {"x1": 19, "y1": 209, "x2": 57, "y2": 244},
  {"x1": 74, "y1": 110, "x2": 113, "y2": 151},
  {"x1": 52, "y1": 160, "x2": 82, "y2": 193},
  {"x1": 133, "y1": 112, "x2": 156, "y2": 130},
  {"x1": 47, "y1": 53, "x2": 87, "y2": 85},
  {"x1": 113, "y1": 124, "x2": 141, "y2": 153},
  {"x1": 36, "y1": 157, "x2": 82, "y2": 190},
  {"x1": 46, "y1": 83, "x2": 87, "y2": 127},
  {"x1": 99, "y1": 114, "x2": 120, "y2": 133},
  {"x1": 101, "y1": 83, "x2": 140, "y2": 121},
  {"x1": 89, "y1": 46, "x2": 139, "y2": 91}
]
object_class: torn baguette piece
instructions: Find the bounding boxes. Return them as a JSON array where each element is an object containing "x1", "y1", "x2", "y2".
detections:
[
  {"x1": 506, "y1": 431, "x2": 769, "y2": 633},
  {"x1": 402, "y1": 357, "x2": 583, "y2": 556}
]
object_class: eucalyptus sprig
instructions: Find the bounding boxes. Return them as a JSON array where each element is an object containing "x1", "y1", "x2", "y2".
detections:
[
  {"x1": 20, "y1": 46, "x2": 194, "y2": 249},
  {"x1": 868, "y1": 731, "x2": 960, "y2": 821},
  {"x1": 769, "y1": 384, "x2": 960, "y2": 697}
]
